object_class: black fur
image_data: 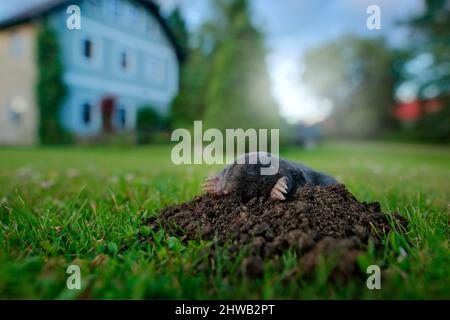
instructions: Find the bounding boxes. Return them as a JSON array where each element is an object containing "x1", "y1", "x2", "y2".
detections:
[{"x1": 217, "y1": 152, "x2": 338, "y2": 200}]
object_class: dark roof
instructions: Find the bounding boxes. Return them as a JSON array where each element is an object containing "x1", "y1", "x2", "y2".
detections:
[{"x1": 0, "y1": 0, "x2": 184, "y2": 62}]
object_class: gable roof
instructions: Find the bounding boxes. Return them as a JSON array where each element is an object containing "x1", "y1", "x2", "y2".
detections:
[{"x1": 0, "y1": 0, "x2": 184, "y2": 62}]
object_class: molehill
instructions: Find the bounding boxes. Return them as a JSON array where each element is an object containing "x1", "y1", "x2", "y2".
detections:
[{"x1": 149, "y1": 184, "x2": 406, "y2": 278}]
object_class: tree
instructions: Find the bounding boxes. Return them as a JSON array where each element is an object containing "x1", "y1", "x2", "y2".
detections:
[
  {"x1": 136, "y1": 107, "x2": 166, "y2": 144},
  {"x1": 302, "y1": 35, "x2": 406, "y2": 139},
  {"x1": 169, "y1": 0, "x2": 281, "y2": 143},
  {"x1": 168, "y1": 6, "x2": 212, "y2": 131},
  {"x1": 169, "y1": 47, "x2": 210, "y2": 129},
  {"x1": 401, "y1": 0, "x2": 450, "y2": 142},
  {"x1": 166, "y1": 7, "x2": 189, "y2": 56},
  {"x1": 203, "y1": 0, "x2": 281, "y2": 131}
]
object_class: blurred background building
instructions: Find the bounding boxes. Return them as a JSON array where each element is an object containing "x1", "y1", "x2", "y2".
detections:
[
  {"x1": 0, "y1": 0, "x2": 182, "y2": 145},
  {"x1": 0, "y1": 0, "x2": 448, "y2": 145}
]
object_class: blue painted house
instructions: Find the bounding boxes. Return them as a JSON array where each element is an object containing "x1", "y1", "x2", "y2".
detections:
[{"x1": 0, "y1": 0, "x2": 183, "y2": 144}]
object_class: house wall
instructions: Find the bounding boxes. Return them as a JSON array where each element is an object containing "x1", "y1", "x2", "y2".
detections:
[
  {"x1": 48, "y1": 0, "x2": 180, "y2": 136},
  {"x1": 0, "y1": 23, "x2": 38, "y2": 145}
]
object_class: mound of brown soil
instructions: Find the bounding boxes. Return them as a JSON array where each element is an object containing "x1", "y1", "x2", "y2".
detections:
[{"x1": 150, "y1": 184, "x2": 405, "y2": 278}]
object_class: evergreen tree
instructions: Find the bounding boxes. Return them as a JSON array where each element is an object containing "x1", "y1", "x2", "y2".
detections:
[
  {"x1": 168, "y1": 6, "x2": 211, "y2": 130},
  {"x1": 169, "y1": 47, "x2": 210, "y2": 129},
  {"x1": 166, "y1": 7, "x2": 189, "y2": 55}
]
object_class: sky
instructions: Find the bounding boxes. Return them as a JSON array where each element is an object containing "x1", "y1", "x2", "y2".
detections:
[{"x1": 0, "y1": 0, "x2": 425, "y2": 124}]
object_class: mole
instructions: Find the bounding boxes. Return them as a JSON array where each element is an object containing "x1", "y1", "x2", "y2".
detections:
[{"x1": 203, "y1": 152, "x2": 338, "y2": 201}]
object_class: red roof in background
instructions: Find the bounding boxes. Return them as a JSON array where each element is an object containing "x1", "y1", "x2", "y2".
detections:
[
  {"x1": 393, "y1": 100, "x2": 421, "y2": 121},
  {"x1": 393, "y1": 98, "x2": 442, "y2": 122}
]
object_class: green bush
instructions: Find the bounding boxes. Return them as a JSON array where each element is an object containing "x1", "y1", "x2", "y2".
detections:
[
  {"x1": 136, "y1": 107, "x2": 166, "y2": 144},
  {"x1": 36, "y1": 24, "x2": 72, "y2": 144}
]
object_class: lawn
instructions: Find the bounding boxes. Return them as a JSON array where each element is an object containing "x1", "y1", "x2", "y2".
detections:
[{"x1": 0, "y1": 142, "x2": 448, "y2": 299}]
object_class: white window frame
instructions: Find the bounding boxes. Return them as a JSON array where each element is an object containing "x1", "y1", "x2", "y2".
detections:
[{"x1": 146, "y1": 16, "x2": 161, "y2": 38}]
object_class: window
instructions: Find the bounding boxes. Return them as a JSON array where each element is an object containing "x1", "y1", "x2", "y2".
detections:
[
  {"x1": 129, "y1": 5, "x2": 146, "y2": 31},
  {"x1": 9, "y1": 96, "x2": 28, "y2": 125},
  {"x1": 76, "y1": 35, "x2": 102, "y2": 67},
  {"x1": 10, "y1": 32, "x2": 24, "y2": 58},
  {"x1": 115, "y1": 107, "x2": 126, "y2": 129},
  {"x1": 130, "y1": 4, "x2": 139, "y2": 25},
  {"x1": 146, "y1": 57, "x2": 165, "y2": 84},
  {"x1": 111, "y1": 0, "x2": 122, "y2": 20},
  {"x1": 120, "y1": 51, "x2": 128, "y2": 70},
  {"x1": 86, "y1": 0, "x2": 102, "y2": 11},
  {"x1": 83, "y1": 39, "x2": 93, "y2": 59},
  {"x1": 146, "y1": 19, "x2": 160, "y2": 37},
  {"x1": 114, "y1": 47, "x2": 135, "y2": 75},
  {"x1": 82, "y1": 102, "x2": 92, "y2": 125}
]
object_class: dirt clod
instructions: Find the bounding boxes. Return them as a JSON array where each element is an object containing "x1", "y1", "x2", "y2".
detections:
[{"x1": 150, "y1": 184, "x2": 406, "y2": 278}]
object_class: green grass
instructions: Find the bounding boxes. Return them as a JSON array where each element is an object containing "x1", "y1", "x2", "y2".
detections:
[{"x1": 0, "y1": 142, "x2": 448, "y2": 299}]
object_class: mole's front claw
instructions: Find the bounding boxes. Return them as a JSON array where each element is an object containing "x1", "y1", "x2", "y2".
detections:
[
  {"x1": 271, "y1": 176, "x2": 288, "y2": 201},
  {"x1": 203, "y1": 176, "x2": 223, "y2": 195}
]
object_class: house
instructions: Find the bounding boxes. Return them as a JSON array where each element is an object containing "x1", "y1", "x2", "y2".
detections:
[
  {"x1": 393, "y1": 98, "x2": 443, "y2": 122},
  {"x1": 0, "y1": 0, "x2": 183, "y2": 145}
]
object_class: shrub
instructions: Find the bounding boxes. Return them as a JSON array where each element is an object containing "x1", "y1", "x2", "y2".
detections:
[
  {"x1": 136, "y1": 107, "x2": 166, "y2": 144},
  {"x1": 36, "y1": 24, "x2": 72, "y2": 144}
]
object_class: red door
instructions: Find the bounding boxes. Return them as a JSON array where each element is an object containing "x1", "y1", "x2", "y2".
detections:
[{"x1": 101, "y1": 97, "x2": 115, "y2": 133}]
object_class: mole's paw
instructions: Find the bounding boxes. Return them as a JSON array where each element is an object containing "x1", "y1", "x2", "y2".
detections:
[
  {"x1": 271, "y1": 176, "x2": 288, "y2": 201},
  {"x1": 203, "y1": 176, "x2": 224, "y2": 195}
]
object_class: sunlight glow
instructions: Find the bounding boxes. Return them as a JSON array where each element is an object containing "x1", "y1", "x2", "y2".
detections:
[{"x1": 268, "y1": 54, "x2": 333, "y2": 125}]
